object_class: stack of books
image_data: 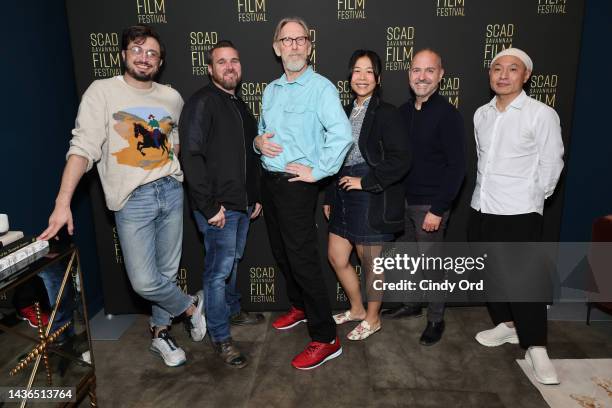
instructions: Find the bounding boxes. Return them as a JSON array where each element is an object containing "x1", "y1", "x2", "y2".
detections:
[{"x1": 0, "y1": 235, "x2": 50, "y2": 282}]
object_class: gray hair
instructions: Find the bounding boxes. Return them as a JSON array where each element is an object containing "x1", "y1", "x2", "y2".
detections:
[{"x1": 273, "y1": 16, "x2": 310, "y2": 43}]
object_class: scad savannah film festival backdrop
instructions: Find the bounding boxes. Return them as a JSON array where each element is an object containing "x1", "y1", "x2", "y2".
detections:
[{"x1": 64, "y1": 0, "x2": 584, "y2": 314}]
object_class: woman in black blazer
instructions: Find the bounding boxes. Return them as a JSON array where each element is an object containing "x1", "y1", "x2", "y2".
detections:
[{"x1": 324, "y1": 49, "x2": 411, "y2": 340}]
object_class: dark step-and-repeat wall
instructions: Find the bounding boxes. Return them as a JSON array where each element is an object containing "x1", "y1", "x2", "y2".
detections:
[{"x1": 64, "y1": 0, "x2": 584, "y2": 313}]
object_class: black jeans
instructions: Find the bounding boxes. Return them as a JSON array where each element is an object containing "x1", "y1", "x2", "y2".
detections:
[
  {"x1": 467, "y1": 209, "x2": 547, "y2": 348},
  {"x1": 261, "y1": 171, "x2": 336, "y2": 343}
]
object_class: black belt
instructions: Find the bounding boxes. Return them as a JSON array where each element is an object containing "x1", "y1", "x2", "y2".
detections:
[{"x1": 263, "y1": 169, "x2": 296, "y2": 179}]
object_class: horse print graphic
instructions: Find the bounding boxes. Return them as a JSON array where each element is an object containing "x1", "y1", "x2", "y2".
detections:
[
  {"x1": 111, "y1": 107, "x2": 176, "y2": 170},
  {"x1": 133, "y1": 123, "x2": 169, "y2": 156}
]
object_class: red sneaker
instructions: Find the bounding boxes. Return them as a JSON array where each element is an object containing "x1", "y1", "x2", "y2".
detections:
[
  {"x1": 17, "y1": 305, "x2": 50, "y2": 329},
  {"x1": 291, "y1": 337, "x2": 342, "y2": 370},
  {"x1": 272, "y1": 306, "x2": 306, "y2": 330}
]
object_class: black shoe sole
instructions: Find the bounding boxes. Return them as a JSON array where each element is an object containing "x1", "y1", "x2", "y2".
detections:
[{"x1": 419, "y1": 338, "x2": 442, "y2": 346}]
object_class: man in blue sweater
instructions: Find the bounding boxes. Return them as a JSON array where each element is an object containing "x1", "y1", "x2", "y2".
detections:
[{"x1": 383, "y1": 49, "x2": 466, "y2": 346}]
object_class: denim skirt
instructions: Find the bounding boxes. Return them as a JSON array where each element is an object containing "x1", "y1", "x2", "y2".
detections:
[{"x1": 328, "y1": 162, "x2": 394, "y2": 244}]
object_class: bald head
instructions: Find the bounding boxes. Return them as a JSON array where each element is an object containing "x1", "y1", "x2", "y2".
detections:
[{"x1": 412, "y1": 48, "x2": 443, "y2": 70}]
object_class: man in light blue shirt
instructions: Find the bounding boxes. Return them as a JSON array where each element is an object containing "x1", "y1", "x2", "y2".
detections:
[
  {"x1": 256, "y1": 60, "x2": 352, "y2": 181},
  {"x1": 254, "y1": 16, "x2": 351, "y2": 371}
]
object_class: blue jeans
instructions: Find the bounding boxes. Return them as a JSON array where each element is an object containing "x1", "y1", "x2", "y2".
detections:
[
  {"x1": 39, "y1": 262, "x2": 76, "y2": 339},
  {"x1": 193, "y1": 208, "x2": 250, "y2": 342},
  {"x1": 114, "y1": 176, "x2": 192, "y2": 328}
]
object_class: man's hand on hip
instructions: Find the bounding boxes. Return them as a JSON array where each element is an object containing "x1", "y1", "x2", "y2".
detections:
[
  {"x1": 255, "y1": 132, "x2": 282, "y2": 158},
  {"x1": 286, "y1": 163, "x2": 315, "y2": 183}
]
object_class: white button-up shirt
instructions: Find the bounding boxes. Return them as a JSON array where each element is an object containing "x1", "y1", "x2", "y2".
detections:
[{"x1": 471, "y1": 91, "x2": 564, "y2": 215}]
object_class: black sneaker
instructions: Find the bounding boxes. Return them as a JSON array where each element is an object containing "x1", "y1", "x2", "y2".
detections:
[
  {"x1": 213, "y1": 339, "x2": 248, "y2": 368},
  {"x1": 150, "y1": 328, "x2": 186, "y2": 367},
  {"x1": 230, "y1": 311, "x2": 264, "y2": 326}
]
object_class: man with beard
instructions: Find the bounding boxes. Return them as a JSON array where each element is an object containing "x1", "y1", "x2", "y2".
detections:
[
  {"x1": 383, "y1": 49, "x2": 466, "y2": 347},
  {"x1": 39, "y1": 25, "x2": 206, "y2": 367},
  {"x1": 179, "y1": 40, "x2": 264, "y2": 368},
  {"x1": 254, "y1": 17, "x2": 352, "y2": 370}
]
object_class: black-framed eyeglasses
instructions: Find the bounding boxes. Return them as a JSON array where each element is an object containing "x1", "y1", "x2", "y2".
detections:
[
  {"x1": 128, "y1": 45, "x2": 160, "y2": 60},
  {"x1": 278, "y1": 36, "x2": 309, "y2": 47}
]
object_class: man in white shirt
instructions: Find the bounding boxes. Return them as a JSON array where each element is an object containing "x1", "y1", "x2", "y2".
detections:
[{"x1": 468, "y1": 48, "x2": 564, "y2": 385}]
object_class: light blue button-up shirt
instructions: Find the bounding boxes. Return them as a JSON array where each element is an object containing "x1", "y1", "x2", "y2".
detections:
[{"x1": 258, "y1": 66, "x2": 352, "y2": 181}]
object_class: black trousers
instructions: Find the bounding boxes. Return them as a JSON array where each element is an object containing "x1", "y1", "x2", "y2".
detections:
[
  {"x1": 467, "y1": 209, "x2": 547, "y2": 348},
  {"x1": 397, "y1": 204, "x2": 451, "y2": 323},
  {"x1": 261, "y1": 171, "x2": 336, "y2": 343}
]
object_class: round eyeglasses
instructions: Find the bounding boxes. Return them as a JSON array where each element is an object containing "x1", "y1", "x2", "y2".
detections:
[{"x1": 129, "y1": 45, "x2": 160, "y2": 60}]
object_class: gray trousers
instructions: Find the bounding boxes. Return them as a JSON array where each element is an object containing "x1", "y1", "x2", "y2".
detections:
[{"x1": 397, "y1": 204, "x2": 450, "y2": 323}]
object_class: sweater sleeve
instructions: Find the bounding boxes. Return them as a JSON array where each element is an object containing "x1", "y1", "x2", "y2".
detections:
[
  {"x1": 429, "y1": 109, "x2": 466, "y2": 216},
  {"x1": 170, "y1": 91, "x2": 184, "y2": 145},
  {"x1": 67, "y1": 81, "x2": 107, "y2": 172}
]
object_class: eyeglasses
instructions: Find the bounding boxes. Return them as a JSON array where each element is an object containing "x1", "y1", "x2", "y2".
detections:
[
  {"x1": 278, "y1": 36, "x2": 309, "y2": 47},
  {"x1": 128, "y1": 45, "x2": 160, "y2": 60}
]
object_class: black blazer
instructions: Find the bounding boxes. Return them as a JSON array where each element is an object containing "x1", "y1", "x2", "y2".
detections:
[{"x1": 325, "y1": 95, "x2": 411, "y2": 233}]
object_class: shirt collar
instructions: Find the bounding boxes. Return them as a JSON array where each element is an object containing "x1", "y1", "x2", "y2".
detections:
[
  {"x1": 410, "y1": 89, "x2": 440, "y2": 111},
  {"x1": 207, "y1": 82, "x2": 241, "y2": 101},
  {"x1": 353, "y1": 96, "x2": 372, "y2": 109},
  {"x1": 276, "y1": 65, "x2": 314, "y2": 86},
  {"x1": 489, "y1": 90, "x2": 528, "y2": 111}
]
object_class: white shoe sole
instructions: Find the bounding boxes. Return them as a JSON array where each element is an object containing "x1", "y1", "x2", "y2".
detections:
[
  {"x1": 475, "y1": 332, "x2": 519, "y2": 347},
  {"x1": 18, "y1": 315, "x2": 43, "y2": 329},
  {"x1": 189, "y1": 290, "x2": 206, "y2": 342},
  {"x1": 150, "y1": 347, "x2": 186, "y2": 367},
  {"x1": 274, "y1": 318, "x2": 307, "y2": 330},
  {"x1": 293, "y1": 347, "x2": 342, "y2": 370},
  {"x1": 525, "y1": 352, "x2": 560, "y2": 385}
]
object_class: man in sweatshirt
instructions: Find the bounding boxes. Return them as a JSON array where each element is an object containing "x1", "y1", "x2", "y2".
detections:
[{"x1": 39, "y1": 25, "x2": 206, "y2": 367}]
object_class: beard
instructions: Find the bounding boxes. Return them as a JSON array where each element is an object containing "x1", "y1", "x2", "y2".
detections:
[
  {"x1": 124, "y1": 59, "x2": 159, "y2": 82},
  {"x1": 282, "y1": 54, "x2": 308, "y2": 72},
  {"x1": 212, "y1": 69, "x2": 241, "y2": 92}
]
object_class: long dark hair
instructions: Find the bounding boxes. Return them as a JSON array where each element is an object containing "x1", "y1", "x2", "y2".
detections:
[{"x1": 347, "y1": 49, "x2": 382, "y2": 98}]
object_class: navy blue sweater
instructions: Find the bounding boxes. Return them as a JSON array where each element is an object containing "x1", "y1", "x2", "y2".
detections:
[{"x1": 398, "y1": 92, "x2": 466, "y2": 216}]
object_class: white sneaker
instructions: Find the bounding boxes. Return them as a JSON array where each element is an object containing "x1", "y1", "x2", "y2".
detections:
[
  {"x1": 150, "y1": 329, "x2": 186, "y2": 367},
  {"x1": 475, "y1": 323, "x2": 519, "y2": 347},
  {"x1": 184, "y1": 290, "x2": 206, "y2": 342},
  {"x1": 525, "y1": 346, "x2": 560, "y2": 385}
]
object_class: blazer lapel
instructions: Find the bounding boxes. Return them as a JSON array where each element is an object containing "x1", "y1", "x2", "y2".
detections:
[{"x1": 358, "y1": 96, "x2": 378, "y2": 162}]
